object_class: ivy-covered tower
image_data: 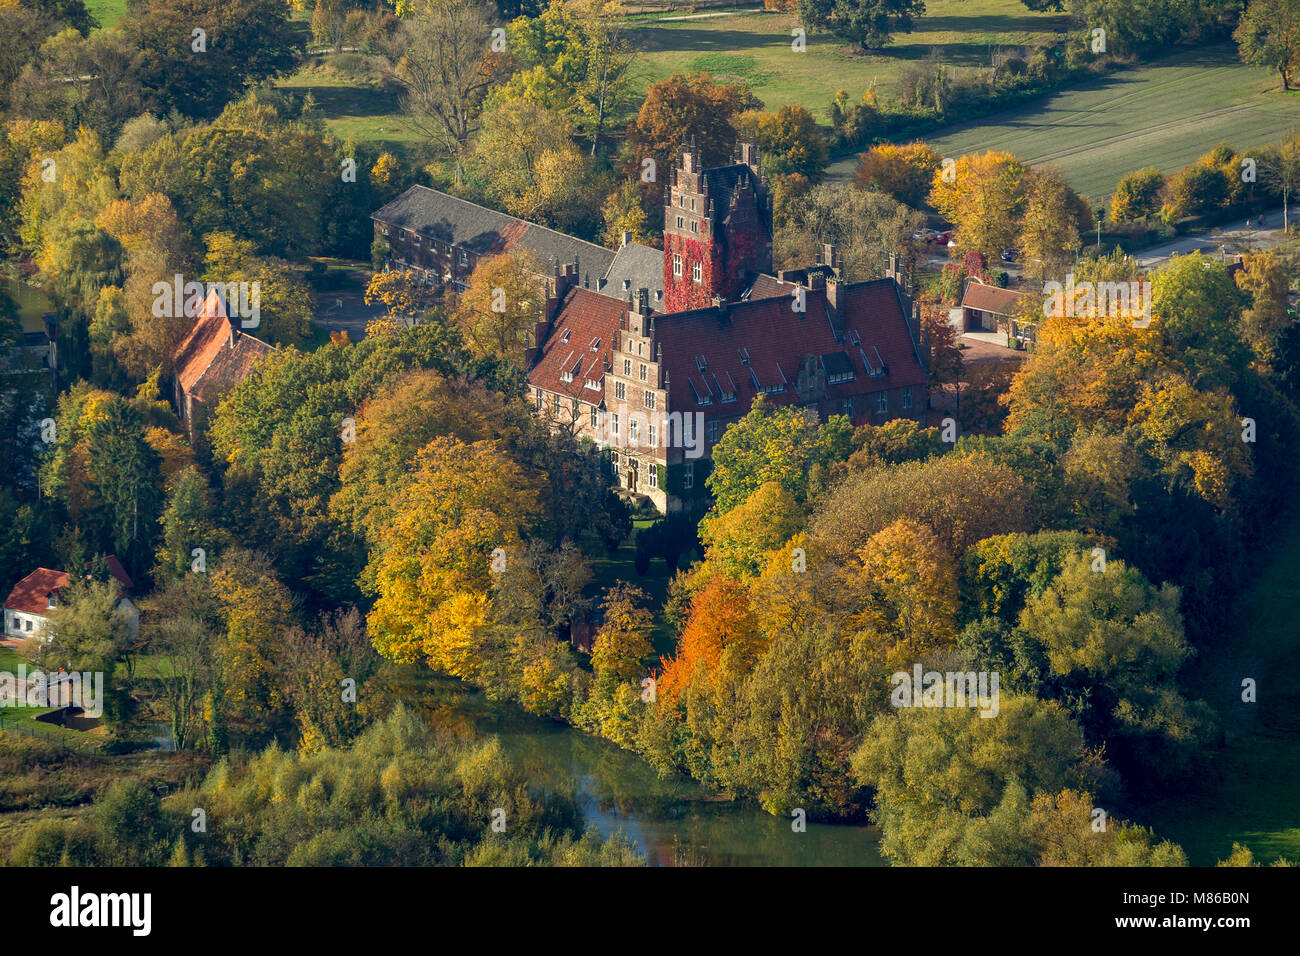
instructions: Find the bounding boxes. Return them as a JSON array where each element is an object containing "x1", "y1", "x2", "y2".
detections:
[{"x1": 662, "y1": 134, "x2": 772, "y2": 313}]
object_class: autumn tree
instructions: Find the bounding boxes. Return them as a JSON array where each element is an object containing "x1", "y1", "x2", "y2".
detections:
[
  {"x1": 283, "y1": 607, "x2": 381, "y2": 752},
  {"x1": 847, "y1": 518, "x2": 959, "y2": 669},
  {"x1": 451, "y1": 250, "x2": 546, "y2": 363},
  {"x1": 918, "y1": 294, "x2": 962, "y2": 396},
  {"x1": 1016, "y1": 165, "x2": 1088, "y2": 283},
  {"x1": 475, "y1": 99, "x2": 607, "y2": 234},
  {"x1": 364, "y1": 268, "x2": 441, "y2": 320},
  {"x1": 1235, "y1": 249, "x2": 1292, "y2": 362},
  {"x1": 385, "y1": 0, "x2": 505, "y2": 184},
  {"x1": 1110, "y1": 167, "x2": 1165, "y2": 223},
  {"x1": 736, "y1": 104, "x2": 830, "y2": 181},
  {"x1": 699, "y1": 481, "x2": 804, "y2": 579},
  {"x1": 202, "y1": 231, "x2": 313, "y2": 347},
  {"x1": 364, "y1": 436, "x2": 545, "y2": 676},
  {"x1": 497, "y1": 0, "x2": 638, "y2": 155},
  {"x1": 590, "y1": 583, "x2": 654, "y2": 691},
  {"x1": 623, "y1": 72, "x2": 761, "y2": 226},
  {"x1": 853, "y1": 141, "x2": 940, "y2": 207},
  {"x1": 208, "y1": 546, "x2": 296, "y2": 724},
  {"x1": 928, "y1": 151, "x2": 1027, "y2": 260},
  {"x1": 657, "y1": 574, "x2": 761, "y2": 706},
  {"x1": 810, "y1": 452, "x2": 1034, "y2": 561}
]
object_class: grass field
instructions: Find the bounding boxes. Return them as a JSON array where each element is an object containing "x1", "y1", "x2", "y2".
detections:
[
  {"x1": 85, "y1": 0, "x2": 128, "y2": 29},
  {"x1": 825, "y1": 43, "x2": 1300, "y2": 201},
  {"x1": 1138, "y1": 513, "x2": 1300, "y2": 865},
  {"x1": 630, "y1": 1, "x2": 1072, "y2": 117}
]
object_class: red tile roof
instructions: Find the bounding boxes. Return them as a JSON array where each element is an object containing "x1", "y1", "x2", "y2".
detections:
[
  {"x1": 961, "y1": 280, "x2": 1028, "y2": 316},
  {"x1": 3, "y1": 568, "x2": 69, "y2": 616},
  {"x1": 528, "y1": 287, "x2": 625, "y2": 403},
  {"x1": 3, "y1": 555, "x2": 134, "y2": 616},
  {"x1": 656, "y1": 278, "x2": 926, "y2": 414},
  {"x1": 94, "y1": 555, "x2": 133, "y2": 591},
  {"x1": 173, "y1": 288, "x2": 275, "y2": 405}
]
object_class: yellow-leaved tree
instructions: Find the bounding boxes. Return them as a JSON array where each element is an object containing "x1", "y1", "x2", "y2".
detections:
[{"x1": 364, "y1": 436, "x2": 545, "y2": 677}]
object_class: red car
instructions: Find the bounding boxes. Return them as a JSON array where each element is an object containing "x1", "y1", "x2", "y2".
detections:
[{"x1": 932, "y1": 230, "x2": 953, "y2": 245}]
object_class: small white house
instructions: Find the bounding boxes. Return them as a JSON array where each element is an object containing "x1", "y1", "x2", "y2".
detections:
[{"x1": 3, "y1": 561, "x2": 138, "y2": 644}]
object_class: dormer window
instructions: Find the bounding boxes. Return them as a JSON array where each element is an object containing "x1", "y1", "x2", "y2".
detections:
[{"x1": 46, "y1": 593, "x2": 57, "y2": 610}]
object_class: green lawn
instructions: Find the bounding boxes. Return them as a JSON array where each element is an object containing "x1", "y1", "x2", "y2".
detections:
[
  {"x1": 828, "y1": 43, "x2": 1300, "y2": 201},
  {"x1": 85, "y1": 0, "x2": 129, "y2": 29},
  {"x1": 1139, "y1": 513, "x2": 1300, "y2": 865},
  {"x1": 630, "y1": 1, "x2": 1073, "y2": 119},
  {"x1": 277, "y1": 63, "x2": 421, "y2": 160}
]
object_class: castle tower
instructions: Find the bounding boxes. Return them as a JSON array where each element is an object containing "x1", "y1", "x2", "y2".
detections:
[{"x1": 662, "y1": 133, "x2": 772, "y2": 313}]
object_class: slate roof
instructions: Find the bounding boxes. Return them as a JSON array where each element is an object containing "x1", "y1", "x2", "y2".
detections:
[
  {"x1": 528, "y1": 287, "x2": 624, "y2": 402},
  {"x1": 699, "y1": 164, "x2": 768, "y2": 238},
  {"x1": 599, "y1": 242, "x2": 664, "y2": 303},
  {"x1": 373, "y1": 185, "x2": 616, "y2": 278},
  {"x1": 961, "y1": 280, "x2": 1027, "y2": 316},
  {"x1": 4, "y1": 568, "x2": 69, "y2": 616},
  {"x1": 655, "y1": 278, "x2": 926, "y2": 415},
  {"x1": 173, "y1": 289, "x2": 275, "y2": 405}
]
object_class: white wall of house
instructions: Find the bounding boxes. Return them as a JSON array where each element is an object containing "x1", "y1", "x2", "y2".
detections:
[
  {"x1": 3, "y1": 599, "x2": 137, "y2": 643},
  {"x1": 4, "y1": 609, "x2": 52, "y2": 641}
]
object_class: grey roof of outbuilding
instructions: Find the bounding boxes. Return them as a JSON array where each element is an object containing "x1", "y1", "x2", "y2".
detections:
[
  {"x1": 372, "y1": 185, "x2": 616, "y2": 277},
  {"x1": 597, "y1": 241, "x2": 664, "y2": 302}
]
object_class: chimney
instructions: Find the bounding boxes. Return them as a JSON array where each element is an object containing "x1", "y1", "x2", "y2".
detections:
[
  {"x1": 822, "y1": 242, "x2": 838, "y2": 270},
  {"x1": 621, "y1": 231, "x2": 632, "y2": 248},
  {"x1": 826, "y1": 272, "x2": 840, "y2": 311},
  {"x1": 807, "y1": 272, "x2": 826, "y2": 292}
]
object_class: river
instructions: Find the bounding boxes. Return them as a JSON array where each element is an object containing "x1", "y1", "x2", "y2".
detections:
[{"x1": 403, "y1": 672, "x2": 886, "y2": 867}]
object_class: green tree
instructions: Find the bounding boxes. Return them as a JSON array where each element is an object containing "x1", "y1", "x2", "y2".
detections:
[
  {"x1": 121, "y1": 0, "x2": 300, "y2": 119},
  {"x1": 1235, "y1": 0, "x2": 1300, "y2": 91},
  {"x1": 796, "y1": 0, "x2": 928, "y2": 50}
]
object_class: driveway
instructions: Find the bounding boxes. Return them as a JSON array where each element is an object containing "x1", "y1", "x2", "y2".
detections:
[{"x1": 1137, "y1": 206, "x2": 1295, "y2": 268}]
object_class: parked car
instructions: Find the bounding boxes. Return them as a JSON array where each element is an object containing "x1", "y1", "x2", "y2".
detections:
[
  {"x1": 1000, "y1": 249, "x2": 1016, "y2": 262},
  {"x1": 933, "y1": 230, "x2": 953, "y2": 245}
]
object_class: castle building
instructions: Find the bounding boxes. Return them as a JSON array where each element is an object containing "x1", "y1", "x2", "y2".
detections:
[
  {"x1": 369, "y1": 136, "x2": 930, "y2": 514},
  {"x1": 662, "y1": 137, "x2": 771, "y2": 312},
  {"x1": 526, "y1": 137, "x2": 928, "y2": 512}
]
